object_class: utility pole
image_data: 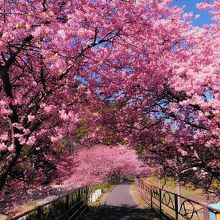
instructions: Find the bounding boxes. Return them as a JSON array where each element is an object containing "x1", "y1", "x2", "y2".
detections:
[
  {"x1": 175, "y1": 172, "x2": 181, "y2": 211},
  {"x1": 175, "y1": 154, "x2": 182, "y2": 211}
]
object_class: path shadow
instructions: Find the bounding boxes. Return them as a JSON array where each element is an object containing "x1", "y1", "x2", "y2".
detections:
[{"x1": 82, "y1": 204, "x2": 162, "y2": 220}]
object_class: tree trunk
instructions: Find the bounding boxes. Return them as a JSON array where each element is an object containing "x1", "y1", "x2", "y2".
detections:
[
  {"x1": 0, "y1": 142, "x2": 22, "y2": 191},
  {"x1": 0, "y1": 68, "x2": 23, "y2": 191}
]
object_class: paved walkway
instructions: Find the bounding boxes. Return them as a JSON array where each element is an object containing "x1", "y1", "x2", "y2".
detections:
[{"x1": 99, "y1": 182, "x2": 147, "y2": 219}]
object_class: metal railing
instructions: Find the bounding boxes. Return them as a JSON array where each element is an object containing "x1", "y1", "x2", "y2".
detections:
[
  {"x1": 11, "y1": 186, "x2": 90, "y2": 220},
  {"x1": 136, "y1": 179, "x2": 219, "y2": 220}
]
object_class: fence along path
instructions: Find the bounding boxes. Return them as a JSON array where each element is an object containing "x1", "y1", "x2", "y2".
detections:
[
  {"x1": 11, "y1": 186, "x2": 89, "y2": 220},
  {"x1": 9, "y1": 183, "x2": 147, "y2": 220},
  {"x1": 136, "y1": 178, "x2": 220, "y2": 220},
  {"x1": 9, "y1": 179, "x2": 219, "y2": 220}
]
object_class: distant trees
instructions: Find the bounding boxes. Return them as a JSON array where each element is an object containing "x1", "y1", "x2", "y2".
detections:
[{"x1": 58, "y1": 145, "x2": 146, "y2": 188}]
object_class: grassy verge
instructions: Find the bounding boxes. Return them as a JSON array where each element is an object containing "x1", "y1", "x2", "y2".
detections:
[
  {"x1": 0, "y1": 215, "x2": 8, "y2": 220},
  {"x1": 89, "y1": 183, "x2": 114, "y2": 205},
  {"x1": 141, "y1": 177, "x2": 211, "y2": 220},
  {"x1": 81, "y1": 183, "x2": 114, "y2": 220},
  {"x1": 130, "y1": 182, "x2": 148, "y2": 209},
  {"x1": 144, "y1": 176, "x2": 206, "y2": 203},
  {"x1": 130, "y1": 182, "x2": 162, "y2": 220}
]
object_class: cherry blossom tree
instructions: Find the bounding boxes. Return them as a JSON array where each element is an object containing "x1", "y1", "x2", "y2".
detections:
[
  {"x1": 0, "y1": 0, "x2": 191, "y2": 192},
  {"x1": 57, "y1": 145, "x2": 147, "y2": 189},
  {"x1": 89, "y1": 1, "x2": 220, "y2": 186},
  {"x1": 1, "y1": 0, "x2": 219, "y2": 209},
  {"x1": 163, "y1": 2, "x2": 220, "y2": 183}
]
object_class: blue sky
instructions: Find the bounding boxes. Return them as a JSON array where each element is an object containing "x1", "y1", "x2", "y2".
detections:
[{"x1": 171, "y1": 0, "x2": 213, "y2": 26}]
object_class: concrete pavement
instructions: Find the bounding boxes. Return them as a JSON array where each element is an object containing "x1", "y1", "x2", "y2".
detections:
[{"x1": 99, "y1": 182, "x2": 147, "y2": 219}]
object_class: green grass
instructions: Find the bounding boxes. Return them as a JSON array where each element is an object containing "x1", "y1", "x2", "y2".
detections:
[
  {"x1": 80, "y1": 183, "x2": 114, "y2": 220},
  {"x1": 89, "y1": 183, "x2": 113, "y2": 206},
  {"x1": 144, "y1": 176, "x2": 204, "y2": 202},
  {"x1": 90, "y1": 183, "x2": 112, "y2": 194},
  {"x1": 143, "y1": 177, "x2": 209, "y2": 220}
]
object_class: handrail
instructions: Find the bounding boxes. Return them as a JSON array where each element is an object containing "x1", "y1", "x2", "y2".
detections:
[
  {"x1": 141, "y1": 181, "x2": 207, "y2": 206},
  {"x1": 208, "y1": 206, "x2": 220, "y2": 213}
]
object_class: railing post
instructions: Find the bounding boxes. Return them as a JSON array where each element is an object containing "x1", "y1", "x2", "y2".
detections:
[
  {"x1": 174, "y1": 194, "x2": 179, "y2": 220},
  {"x1": 37, "y1": 206, "x2": 42, "y2": 220},
  {"x1": 66, "y1": 194, "x2": 69, "y2": 210},
  {"x1": 204, "y1": 205, "x2": 210, "y2": 220},
  {"x1": 78, "y1": 188, "x2": 81, "y2": 201},
  {"x1": 84, "y1": 187, "x2": 87, "y2": 203},
  {"x1": 86, "y1": 186, "x2": 90, "y2": 204},
  {"x1": 150, "y1": 188, "x2": 153, "y2": 209},
  {"x1": 159, "y1": 188, "x2": 162, "y2": 214}
]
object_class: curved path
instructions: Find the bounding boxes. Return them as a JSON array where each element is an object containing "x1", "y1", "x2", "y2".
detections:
[{"x1": 99, "y1": 182, "x2": 147, "y2": 220}]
